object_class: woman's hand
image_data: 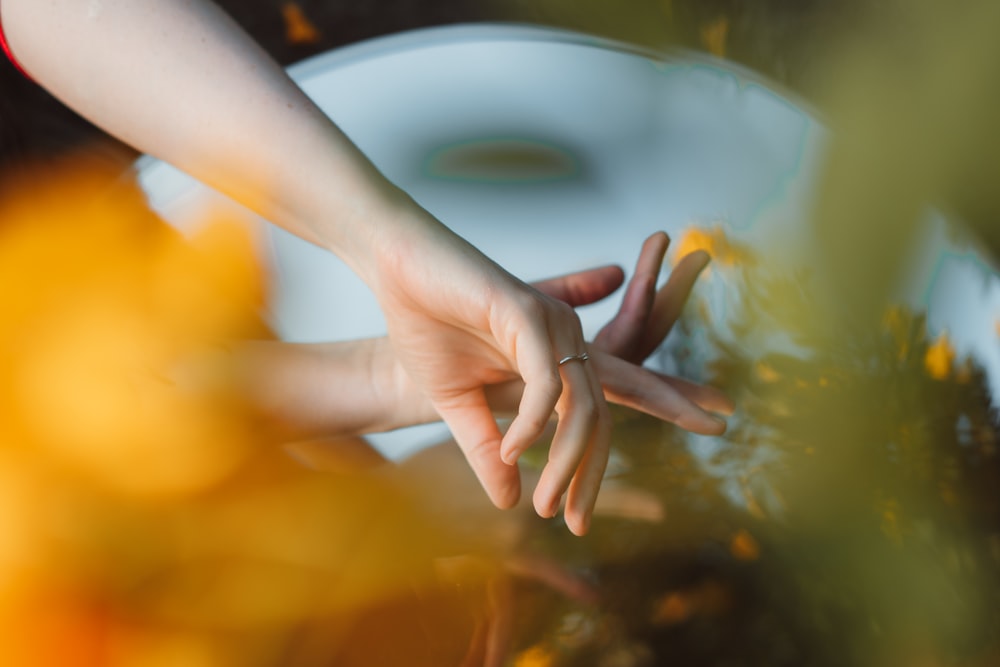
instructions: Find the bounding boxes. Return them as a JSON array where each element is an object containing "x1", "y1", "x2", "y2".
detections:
[
  {"x1": 271, "y1": 233, "x2": 731, "y2": 534},
  {"x1": 366, "y1": 210, "x2": 613, "y2": 536},
  {"x1": 546, "y1": 232, "x2": 733, "y2": 418},
  {"x1": 368, "y1": 222, "x2": 733, "y2": 536}
]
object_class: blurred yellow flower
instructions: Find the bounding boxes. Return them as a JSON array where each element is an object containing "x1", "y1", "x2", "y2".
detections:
[
  {"x1": 651, "y1": 581, "x2": 730, "y2": 626},
  {"x1": 730, "y1": 528, "x2": 760, "y2": 561},
  {"x1": 0, "y1": 159, "x2": 448, "y2": 665},
  {"x1": 0, "y1": 164, "x2": 264, "y2": 500},
  {"x1": 878, "y1": 496, "x2": 904, "y2": 546},
  {"x1": 672, "y1": 225, "x2": 752, "y2": 268},
  {"x1": 651, "y1": 591, "x2": 692, "y2": 625},
  {"x1": 700, "y1": 17, "x2": 729, "y2": 58},
  {"x1": 514, "y1": 644, "x2": 557, "y2": 667},
  {"x1": 281, "y1": 2, "x2": 321, "y2": 45},
  {"x1": 755, "y1": 361, "x2": 780, "y2": 384},
  {"x1": 924, "y1": 332, "x2": 955, "y2": 380}
]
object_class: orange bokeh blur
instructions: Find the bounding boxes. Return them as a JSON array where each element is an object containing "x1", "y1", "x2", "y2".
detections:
[{"x1": 0, "y1": 158, "x2": 454, "y2": 666}]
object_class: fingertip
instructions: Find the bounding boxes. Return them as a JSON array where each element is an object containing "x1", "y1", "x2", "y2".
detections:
[
  {"x1": 565, "y1": 510, "x2": 591, "y2": 537},
  {"x1": 500, "y1": 445, "x2": 520, "y2": 466},
  {"x1": 647, "y1": 230, "x2": 670, "y2": 246},
  {"x1": 684, "y1": 248, "x2": 711, "y2": 269},
  {"x1": 532, "y1": 486, "x2": 560, "y2": 519},
  {"x1": 565, "y1": 481, "x2": 600, "y2": 537},
  {"x1": 491, "y1": 476, "x2": 522, "y2": 510},
  {"x1": 711, "y1": 415, "x2": 728, "y2": 435},
  {"x1": 607, "y1": 264, "x2": 626, "y2": 284},
  {"x1": 716, "y1": 398, "x2": 737, "y2": 417},
  {"x1": 666, "y1": 399, "x2": 730, "y2": 436},
  {"x1": 499, "y1": 418, "x2": 542, "y2": 466},
  {"x1": 679, "y1": 410, "x2": 728, "y2": 436}
]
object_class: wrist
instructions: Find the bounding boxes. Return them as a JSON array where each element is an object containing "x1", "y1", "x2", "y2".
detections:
[
  {"x1": 367, "y1": 337, "x2": 440, "y2": 431},
  {"x1": 231, "y1": 336, "x2": 443, "y2": 441},
  {"x1": 291, "y1": 169, "x2": 426, "y2": 288}
]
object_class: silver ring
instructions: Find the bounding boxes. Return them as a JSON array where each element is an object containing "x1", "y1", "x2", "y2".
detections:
[{"x1": 557, "y1": 352, "x2": 590, "y2": 366}]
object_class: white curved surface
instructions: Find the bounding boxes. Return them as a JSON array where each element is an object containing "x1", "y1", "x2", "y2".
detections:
[{"x1": 136, "y1": 24, "x2": 829, "y2": 457}]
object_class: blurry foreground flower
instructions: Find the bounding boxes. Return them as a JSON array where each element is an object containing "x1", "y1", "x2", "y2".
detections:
[
  {"x1": 0, "y1": 162, "x2": 265, "y2": 500},
  {"x1": 0, "y1": 158, "x2": 450, "y2": 666}
]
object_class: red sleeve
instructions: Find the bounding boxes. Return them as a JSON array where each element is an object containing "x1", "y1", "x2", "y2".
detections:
[{"x1": 0, "y1": 4, "x2": 34, "y2": 80}]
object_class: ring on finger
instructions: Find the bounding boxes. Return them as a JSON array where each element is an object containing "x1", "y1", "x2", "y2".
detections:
[{"x1": 557, "y1": 352, "x2": 590, "y2": 366}]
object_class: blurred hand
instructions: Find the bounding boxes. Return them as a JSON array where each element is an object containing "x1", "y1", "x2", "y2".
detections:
[{"x1": 390, "y1": 440, "x2": 665, "y2": 667}]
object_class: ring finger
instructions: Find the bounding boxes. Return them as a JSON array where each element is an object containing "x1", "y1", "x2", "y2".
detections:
[{"x1": 532, "y1": 322, "x2": 610, "y2": 534}]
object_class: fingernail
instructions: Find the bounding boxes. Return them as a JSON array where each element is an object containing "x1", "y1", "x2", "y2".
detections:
[
  {"x1": 501, "y1": 447, "x2": 520, "y2": 466},
  {"x1": 542, "y1": 502, "x2": 556, "y2": 519},
  {"x1": 539, "y1": 496, "x2": 559, "y2": 519}
]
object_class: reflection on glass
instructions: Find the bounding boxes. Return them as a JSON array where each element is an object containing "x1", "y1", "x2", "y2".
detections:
[
  {"x1": 425, "y1": 138, "x2": 581, "y2": 184},
  {"x1": 508, "y1": 226, "x2": 1000, "y2": 666}
]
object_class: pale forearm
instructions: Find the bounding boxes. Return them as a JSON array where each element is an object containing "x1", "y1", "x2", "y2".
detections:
[
  {"x1": 230, "y1": 338, "x2": 438, "y2": 442},
  {"x1": 1, "y1": 0, "x2": 410, "y2": 272}
]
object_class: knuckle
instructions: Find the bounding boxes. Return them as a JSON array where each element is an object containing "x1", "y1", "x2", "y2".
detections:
[
  {"x1": 517, "y1": 413, "x2": 550, "y2": 441},
  {"x1": 519, "y1": 411, "x2": 552, "y2": 438},
  {"x1": 538, "y1": 370, "x2": 563, "y2": 398},
  {"x1": 519, "y1": 294, "x2": 548, "y2": 323},
  {"x1": 573, "y1": 395, "x2": 600, "y2": 431},
  {"x1": 553, "y1": 299, "x2": 581, "y2": 326},
  {"x1": 464, "y1": 436, "x2": 500, "y2": 462},
  {"x1": 576, "y1": 390, "x2": 597, "y2": 413}
]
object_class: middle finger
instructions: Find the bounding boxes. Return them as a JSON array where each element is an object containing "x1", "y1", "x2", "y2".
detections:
[{"x1": 532, "y1": 336, "x2": 610, "y2": 535}]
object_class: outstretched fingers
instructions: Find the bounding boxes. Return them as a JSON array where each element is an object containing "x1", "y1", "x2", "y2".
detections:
[
  {"x1": 593, "y1": 350, "x2": 728, "y2": 435},
  {"x1": 594, "y1": 231, "x2": 668, "y2": 360},
  {"x1": 434, "y1": 237, "x2": 722, "y2": 533},
  {"x1": 531, "y1": 264, "x2": 625, "y2": 307},
  {"x1": 637, "y1": 248, "x2": 711, "y2": 360},
  {"x1": 593, "y1": 233, "x2": 712, "y2": 365},
  {"x1": 657, "y1": 373, "x2": 736, "y2": 417}
]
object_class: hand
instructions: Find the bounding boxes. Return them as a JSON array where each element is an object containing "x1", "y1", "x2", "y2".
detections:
[
  {"x1": 284, "y1": 232, "x2": 727, "y2": 528},
  {"x1": 369, "y1": 212, "x2": 612, "y2": 536},
  {"x1": 479, "y1": 232, "x2": 730, "y2": 447},
  {"x1": 533, "y1": 231, "x2": 734, "y2": 422}
]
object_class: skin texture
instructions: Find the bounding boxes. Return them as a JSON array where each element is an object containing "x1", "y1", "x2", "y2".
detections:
[{"x1": 2, "y1": 0, "x2": 726, "y2": 534}]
